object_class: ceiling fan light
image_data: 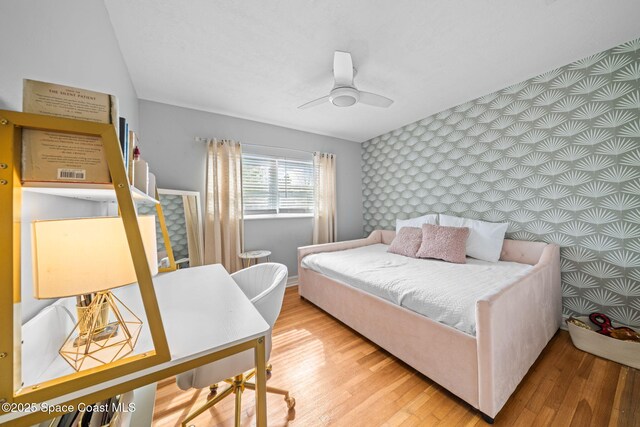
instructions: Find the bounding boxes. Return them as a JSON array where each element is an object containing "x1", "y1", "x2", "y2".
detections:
[
  {"x1": 332, "y1": 95, "x2": 356, "y2": 107},
  {"x1": 330, "y1": 87, "x2": 359, "y2": 107}
]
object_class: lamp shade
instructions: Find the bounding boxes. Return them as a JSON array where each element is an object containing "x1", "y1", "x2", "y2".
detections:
[{"x1": 32, "y1": 216, "x2": 158, "y2": 299}]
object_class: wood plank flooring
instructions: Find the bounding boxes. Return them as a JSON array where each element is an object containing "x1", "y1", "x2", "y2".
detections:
[{"x1": 153, "y1": 286, "x2": 640, "y2": 426}]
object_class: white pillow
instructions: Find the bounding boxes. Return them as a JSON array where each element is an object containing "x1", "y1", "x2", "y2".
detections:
[
  {"x1": 439, "y1": 214, "x2": 508, "y2": 262},
  {"x1": 395, "y1": 214, "x2": 438, "y2": 233}
]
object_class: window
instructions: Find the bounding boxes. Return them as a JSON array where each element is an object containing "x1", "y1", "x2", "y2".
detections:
[{"x1": 242, "y1": 154, "x2": 314, "y2": 216}]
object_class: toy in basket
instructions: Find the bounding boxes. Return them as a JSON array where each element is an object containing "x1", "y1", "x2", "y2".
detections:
[{"x1": 567, "y1": 313, "x2": 640, "y2": 369}]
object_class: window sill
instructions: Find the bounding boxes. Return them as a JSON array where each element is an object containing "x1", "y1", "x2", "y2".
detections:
[{"x1": 244, "y1": 213, "x2": 314, "y2": 220}]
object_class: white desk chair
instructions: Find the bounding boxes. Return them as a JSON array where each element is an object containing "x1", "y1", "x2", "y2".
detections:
[{"x1": 176, "y1": 263, "x2": 294, "y2": 426}]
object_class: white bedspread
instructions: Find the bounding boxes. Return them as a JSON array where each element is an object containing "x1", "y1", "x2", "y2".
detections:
[{"x1": 301, "y1": 243, "x2": 533, "y2": 335}]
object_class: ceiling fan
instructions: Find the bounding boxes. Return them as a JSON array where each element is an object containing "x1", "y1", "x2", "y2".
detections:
[{"x1": 298, "y1": 51, "x2": 394, "y2": 109}]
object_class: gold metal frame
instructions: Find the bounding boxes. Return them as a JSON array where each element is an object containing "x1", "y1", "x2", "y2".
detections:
[
  {"x1": 1, "y1": 336, "x2": 267, "y2": 427},
  {"x1": 0, "y1": 110, "x2": 170, "y2": 408},
  {"x1": 0, "y1": 110, "x2": 269, "y2": 427},
  {"x1": 181, "y1": 364, "x2": 294, "y2": 427},
  {"x1": 154, "y1": 186, "x2": 177, "y2": 272}
]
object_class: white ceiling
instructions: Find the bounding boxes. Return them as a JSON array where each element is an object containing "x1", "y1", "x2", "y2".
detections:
[{"x1": 105, "y1": 0, "x2": 640, "y2": 143}]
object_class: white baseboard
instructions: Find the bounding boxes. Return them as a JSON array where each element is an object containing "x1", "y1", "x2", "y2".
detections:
[{"x1": 286, "y1": 275, "x2": 298, "y2": 287}]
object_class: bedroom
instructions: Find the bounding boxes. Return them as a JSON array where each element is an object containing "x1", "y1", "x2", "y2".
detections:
[{"x1": 0, "y1": 0, "x2": 638, "y2": 426}]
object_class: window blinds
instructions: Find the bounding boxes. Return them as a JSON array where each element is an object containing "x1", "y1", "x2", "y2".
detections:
[{"x1": 242, "y1": 154, "x2": 314, "y2": 215}]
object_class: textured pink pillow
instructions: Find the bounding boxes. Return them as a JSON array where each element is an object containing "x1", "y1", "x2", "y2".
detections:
[
  {"x1": 416, "y1": 224, "x2": 470, "y2": 264},
  {"x1": 387, "y1": 227, "x2": 422, "y2": 258}
]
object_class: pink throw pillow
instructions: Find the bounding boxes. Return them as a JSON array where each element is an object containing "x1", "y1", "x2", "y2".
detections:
[
  {"x1": 387, "y1": 227, "x2": 422, "y2": 258},
  {"x1": 416, "y1": 224, "x2": 470, "y2": 264}
]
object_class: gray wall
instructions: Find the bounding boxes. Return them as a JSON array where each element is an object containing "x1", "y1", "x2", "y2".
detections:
[
  {"x1": 139, "y1": 100, "x2": 363, "y2": 276},
  {"x1": 0, "y1": 0, "x2": 139, "y2": 128},
  {"x1": 0, "y1": 0, "x2": 140, "y2": 321},
  {"x1": 362, "y1": 38, "x2": 640, "y2": 327}
]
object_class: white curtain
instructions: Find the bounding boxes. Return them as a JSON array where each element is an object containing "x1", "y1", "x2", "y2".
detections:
[
  {"x1": 312, "y1": 152, "x2": 337, "y2": 244},
  {"x1": 203, "y1": 139, "x2": 244, "y2": 272}
]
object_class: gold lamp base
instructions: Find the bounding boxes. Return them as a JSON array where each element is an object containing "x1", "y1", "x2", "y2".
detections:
[{"x1": 60, "y1": 291, "x2": 142, "y2": 372}]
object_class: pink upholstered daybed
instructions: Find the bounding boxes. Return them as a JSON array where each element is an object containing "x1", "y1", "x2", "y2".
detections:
[{"x1": 297, "y1": 229, "x2": 561, "y2": 423}]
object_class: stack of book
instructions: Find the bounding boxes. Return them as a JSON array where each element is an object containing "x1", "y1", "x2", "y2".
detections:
[
  {"x1": 38, "y1": 391, "x2": 134, "y2": 427},
  {"x1": 118, "y1": 116, "x2": 138, "y2": 184},
  {"x1": 21, "y1": 79, "x2": 135, "y2": 186}
]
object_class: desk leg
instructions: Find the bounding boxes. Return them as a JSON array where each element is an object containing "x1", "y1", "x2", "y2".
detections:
[{"x1": 255, "y1": 336, "x2": 267, "y2": 427}]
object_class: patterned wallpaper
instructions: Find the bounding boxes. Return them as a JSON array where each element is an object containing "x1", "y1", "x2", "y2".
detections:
[
  {"x1": 362, "y1": 38, "x2": 640, "y2": 326},
  {"x1": 139, "y1": 194, "x2": 189, "y2": 262}
]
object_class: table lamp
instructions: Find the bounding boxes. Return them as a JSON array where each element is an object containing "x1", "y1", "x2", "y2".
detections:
[{"x1": 31, "y1": 215, "x2": 158, "y2": 371}]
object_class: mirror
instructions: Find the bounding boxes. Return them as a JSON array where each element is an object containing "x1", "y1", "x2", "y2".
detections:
[{"x1": 139, "y1": 189, "x2": 204, "y2": 268}]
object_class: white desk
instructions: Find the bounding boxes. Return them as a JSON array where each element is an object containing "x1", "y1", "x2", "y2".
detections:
[{"x1": 1, "y1": 264, "x2": 270, "y2": 426}]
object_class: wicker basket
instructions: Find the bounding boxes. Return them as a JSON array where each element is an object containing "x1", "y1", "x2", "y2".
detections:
[{"x1": 566, "y1": 316, "x2": 640, "y2": 369}]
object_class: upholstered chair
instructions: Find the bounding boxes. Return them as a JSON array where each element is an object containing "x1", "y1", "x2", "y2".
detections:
[{"x1": 176, "y1": 263, "x2": 294, "y2": 426}]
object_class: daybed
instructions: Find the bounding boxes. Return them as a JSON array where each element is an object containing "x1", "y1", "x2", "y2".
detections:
[{"x1": 297, "y1": 229, "x2": 561, "y2": 422}]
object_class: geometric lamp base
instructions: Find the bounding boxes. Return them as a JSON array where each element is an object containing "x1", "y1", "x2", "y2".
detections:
[{"x1": 59, "y1": 291, "x2": 142, "y2": 372}]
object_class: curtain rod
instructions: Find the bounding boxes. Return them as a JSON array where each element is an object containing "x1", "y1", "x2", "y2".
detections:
[{"x1": 194, "y1": 137, "x2": 314, "y2": 155}]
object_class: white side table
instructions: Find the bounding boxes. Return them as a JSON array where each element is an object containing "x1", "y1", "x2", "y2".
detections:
[{"x1": 239, "y1": 250, "x2": 272, "y2": 268}]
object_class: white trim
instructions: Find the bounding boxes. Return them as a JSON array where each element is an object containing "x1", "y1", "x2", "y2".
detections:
[
  {"x1": 157, "y1": 188, "x2": 200, "y2": 197},
  {"x1": 244, "y1": 213, "x2": 313, "y2": 220},
  {"x1": 286, "y1": 276, "x2": 298, "y2": 287}
]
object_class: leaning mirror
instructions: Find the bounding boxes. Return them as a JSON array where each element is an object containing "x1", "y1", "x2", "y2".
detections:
[{"x1": 138, "y1": 189, "x2": 204, "y2": 269}]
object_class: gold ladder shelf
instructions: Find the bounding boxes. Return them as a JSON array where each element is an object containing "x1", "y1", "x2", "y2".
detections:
[{"x1": 0, "y1": 110, "x2": 173, "y2": 414}]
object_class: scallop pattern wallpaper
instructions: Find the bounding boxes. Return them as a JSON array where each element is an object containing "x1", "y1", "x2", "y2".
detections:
[
  {"x1": 362, "y1": 38, "x2": 640, "y2": 326},
  {"x1": 138, "y1": 194, "x2": 189, "y2": 262}
]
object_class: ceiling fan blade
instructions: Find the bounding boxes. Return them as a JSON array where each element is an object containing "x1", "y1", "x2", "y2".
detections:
[
  {"x1": 333, "y1": 51, "x2": 354, "y2": 86},
  {"x1": 358, "y1": 91, "x2": 394, "y2": 108},
  {"x1": 298, "y1": 95, "x2": 330, "y2": 109}
]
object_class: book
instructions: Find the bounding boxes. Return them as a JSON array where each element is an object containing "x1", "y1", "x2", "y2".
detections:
[
  {"x1": 21, "y1": 80, "x2": 117, "y2": 184},
  {"x1": 124, "y1": 122, "x2": 129, "y2": 175},
  {"x1": 118, "y1": 117, "x2": 128, "y2": 175},
  {"x1": 128, "y1": 130, "x2": 137, "y2": 185},
  {"x1": 56, "y1": 410, "x2": 79, "y2": 427},
  {"x1": 21, "y1": 130, "x2": 111, "y2": 184},
  {"x1": 23, "y1": 79, "x2": 118, "y2": 125}
]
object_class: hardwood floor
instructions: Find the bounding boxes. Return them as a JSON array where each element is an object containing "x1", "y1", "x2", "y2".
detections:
[{"x1": 153, "y1": 286, "x2": 640, "y2": 426}]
